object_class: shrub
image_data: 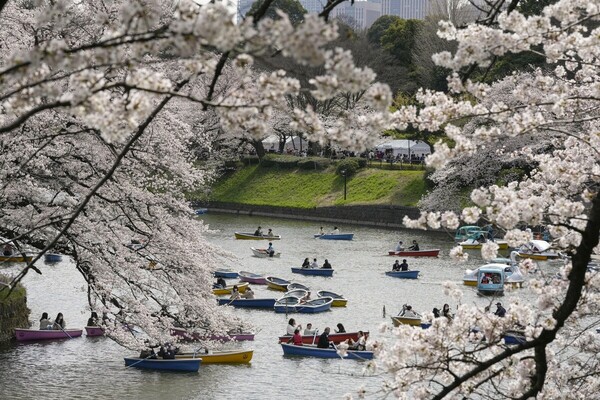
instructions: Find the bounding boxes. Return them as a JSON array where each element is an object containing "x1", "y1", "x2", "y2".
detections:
[
  {"x1": 298, "y1": 157, "x2": 331, "y2": 170},
  {"x1": 336, "y1": 159, "x2": 360, "y2": 176},
  {"x1": 261, "y1": 154, "x2": 299, "y2": 169},
  {"x1": 347, "y1": 156, "x2": 367, "y2": 168}
]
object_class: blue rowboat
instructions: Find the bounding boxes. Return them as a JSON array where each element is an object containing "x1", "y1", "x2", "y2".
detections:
[
  {"x1": 124, "y1": 357, "x2": 201, "y2": 372},
  {"x1": 217, "y1": 298, "x2": 277, "y2": 308},
  {"x1": 314, "y1": 233, "x2": 354, "y2": 240},
  {"x1": 385, "y1": 270, "x2": 420, "y2": 279},
  {"x1": 274, "y1": 296, "x2": 300, "y2": 313},
  {"x1": 295, "y1": 297, "x2": 333, "y2": 314},
  {"x1": 44, "y1": 253, "x2": 63, "y2": 263},
  {"x1": 280, "y1": 343, "x2": 373, "y2": 360},
  {"x1": 291, "y1": 268, "x2": 334, "y2": 277},
  {"x1": 214, "y1": 269, "x2": 239, "y2": 279},
  {"x1": 287, "y1": 282, "x2": 310, "y2": 291},
  {"x1": 503, "y1": 331, "x2": 526, "y2": 345},
  {"x1": 194, "y1": 208, "x2": 208, "y2": 215}
]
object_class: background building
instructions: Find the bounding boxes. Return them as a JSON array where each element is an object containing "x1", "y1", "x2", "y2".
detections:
[
  {"x1": 382, "y1": 0, "x2": 428, "y2": 19},
  {"x1": 331, "y1": 1, "x2": 382, "y2": 29}
]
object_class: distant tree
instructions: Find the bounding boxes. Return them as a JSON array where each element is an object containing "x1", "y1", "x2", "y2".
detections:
[
  {"x1": 380, "y1": 19, "x2": 423, "y2": 68},
  {"x1": 366, "y1": 15, "x2": 401, "y2": 47},
  {"x1": 247, "y1": 0, "x2": 307, "y2": 25}
]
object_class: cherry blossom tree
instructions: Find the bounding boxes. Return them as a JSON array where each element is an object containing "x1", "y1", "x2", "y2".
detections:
[{"x1": 360, "y1": 0, "x2": 600, "y2": 398}]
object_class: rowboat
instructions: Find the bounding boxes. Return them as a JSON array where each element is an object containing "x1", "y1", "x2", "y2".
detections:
[
  {"x1": 216, "y1": 298, "x2": 276, "y2": 308},
  {"x1": 296, "y1": 297, "x2": 333, "y2": 313},
  {"x1": 212, "y1": 282, "x2": 249, "y2": 295},
  {"x1": 477, "y1": 265, "x2": 504, "y2": 296},
  {"x1": 0, "y1": 254, "x2": 33, "y2": 262},
  {"x1": 291, "y1": 267, "x2": 334, "y2": 277},
  {"x1": 279, "y1": 331, "x2": 367, "y2": 345},
  {"x1": 266, "y1": 276, "x2": 291, "y2": 291},
  {"x1": 283, "y1": 289, "x2": 308, "y2": 299},
  {"x1": 287, "y1": 282, "x2": 310, "y2": 292},
  {"x1": 15, "y1": 328, "x2": 83, "y2": 341},
  {"x1": 170, "y1": 327, "x2": 254, "y2": 342},
  {"x1": 316, "y1": 290, "x2": 347, "y2": 307},
  {"x1": 503, "y1": 330, "x2": 526, "y2": 345},
  {"x1": 250, "y1": 247, "x2": 281, "y2": 258},
  {"x1": 385, "y1": 270, "x2": 420, "y2": 279},
  {"x1": 238, "y1": 271, "x2": 267, "y2": 284},
  {"x1": 85, "y1": 326, "x2": 105, "y2": 336},
  {"x1": 124, "y1": 357, "x2": 201, "y2": 372},
  {"x1": 214, "y1": 269, "x2": 239, "y2": 279},
  {"x1": 194, "y1": 208, "x2": 208, "y2": 215},
  {"x1": 460, "y1": 238, "x2": 509, "y2": 250},
  {"x1": 44, "y1": 253, "x2": 63, "y2": 263},
  {"x1": 280, "y1": 343, "x2": 373, "y2": 360},
  {"x1": 175, "y1": 349, "x2": 253, "y2": 364},
  {"x1": 314, "y1": 233, "x2": 354, "y2": 240},
  {"x1": 517, "y1": 240, "x2": 559, "y2": 260},
  {"x1": 235, "y1": 232, "x2": 281, "y2": 240},
  {"x1": 274, "y1": 296, "x2": 300, "y2": 313},
  {"x1": 391, "y1": 315, "x2": 422, "y2": 327},
  {"x1": 388, "y1": 249, "x2": 440, "y2": 257}
]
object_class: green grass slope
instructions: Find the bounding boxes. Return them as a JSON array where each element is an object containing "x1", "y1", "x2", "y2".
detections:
[{"x1": 208, "y1": 165, "x2": 426, "y2": 209}]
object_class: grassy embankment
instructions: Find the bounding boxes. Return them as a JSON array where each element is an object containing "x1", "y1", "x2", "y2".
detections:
[
  {"x1": 207, "y1": 164, "x2": 427, "y2": 209},
  {"x1": 0, "y1": 275, "x2": 30, "y2": 341}
]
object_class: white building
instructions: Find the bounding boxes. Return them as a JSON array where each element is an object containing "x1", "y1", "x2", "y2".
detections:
[
  {"x1": 382, "y1": 0, "x2": 429, "y2": 19},
  {"x1": 375, "y1": 139, "x2": 431, "y2": 158},
  {"x1": 331, "y1": 1, "x2": 382, "y2": 29}
]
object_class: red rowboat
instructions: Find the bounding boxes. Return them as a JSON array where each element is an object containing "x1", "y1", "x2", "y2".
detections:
[
  {"x1": 15, "y1": 328, "x2": 83, "y2": 341},
  {"x1": 278, "y1": 331, "x2": 368, "y2": 345},
  {"x1": 388, "y1": 249, "x2": 440, "y2": 257}
]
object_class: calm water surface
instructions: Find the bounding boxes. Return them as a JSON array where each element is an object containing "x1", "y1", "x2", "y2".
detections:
[{"x1": 0, "y1": 214, "x2": 552, "y2": 399}]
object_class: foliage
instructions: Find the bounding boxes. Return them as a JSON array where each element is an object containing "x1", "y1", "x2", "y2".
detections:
[
  {"x1": 381, "y1": 19, "x2": 423, "y2": 67},
  {"x1": 260, "y1": 153, "x2": 300, "y2": 168},
  {"x1": 247, "y1": 0, "x2": 307, "y2": 25},
  {"x1": 367, "y1": 15, "x2": 401, "y2": 47},
  {"x1": 335, "y1": 159, "x2": 360, "y2": 176},
  {"x1": 297, "y1": 157, "x2": 331, "y2": 170}
]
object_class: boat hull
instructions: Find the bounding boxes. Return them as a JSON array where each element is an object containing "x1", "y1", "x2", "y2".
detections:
[
  {"x1": 517, "y1": 252, "x2": 558, "y2": 261},
  {"x1": 170, "y1": 328, "x2": 254, "y2": 342},
  {"x1": 291, "y1": 267, "x2": 334, "y2": 277},
  {"x1": 176, "y1": 349, "x2": 253, "y2": 364},
  {"x1": 280, "y1": 343, "x2": 372, "y2": 360},
  {"x1": 388, "y1": 249, "x2": 440, "y2": 257},
  {"x1": 463, "y1": 279, "x2": 477, "y2": 287},
  {"x1": 124, "y1": 357, "x2": 200, "y2": 372},
  {"x1": 391, "y1": 316, "x2": 422, "y2": 327},
  {"x1": 238, "y1": 271, "x2": 267, "y2": 284},
  {"x1": 251, "y1": 248, "x2": 281, "y2": 258},
  {"x1": 314, "y1": 234, "x2": 354, "y2": 240},
  {"x1": 460, "y1": 241, "x2": 509, "y2": 250},
  {"x1": 214, "y1": 270, "x2": 239, "y2": 279},
  {"x1": 212, "y1": 282, "x2": 249, "y2": 295},
  {"x1": 85, "y1": 326, "x2": 105, "y2": 336},
  {"x1": 316, "y1": 291, "x2": 347, "y2": 307},
  {"x1": 217, "y1": 298, "x2": 276, "y2": 308},
  {"x1": 385, "y1": 270, "x2": 420, "y2": 279},
  {"x1": 266, "y1": 277, "x2": 290, "y2": 291},
  {"x1": 278, "y1": 331, "x2": 366, "y2": 345},
  {"x1": 503, "y1": 332, "x2": 526, "y2": 345},
  {"x1": 44, "y1": 253, "x2": 63, "y2": 263},
  {"x1": 0, "y1": 255, "x2": 33, "y2": 262},
  {"x1": 235, "y1": 232, "x2": 281, "y2": 240},
  {"x1": 15, "y1": 328, "x2": 83, "y2": 341}
]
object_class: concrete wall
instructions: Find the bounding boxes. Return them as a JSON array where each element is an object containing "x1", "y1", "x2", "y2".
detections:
[{"x1": 197, "y1": 201, "x2": 423, "y2": 230}]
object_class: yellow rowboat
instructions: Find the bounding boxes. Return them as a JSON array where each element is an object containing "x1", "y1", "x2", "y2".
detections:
[
  {"x1": 331, "y1": 298, "x2": 348, "y2": 307},
  {"x1": 0, "y1": 254, "x2": 33, "y2": 262},
  {"x1": 316, "y1": 290, "x2": 347, "y2": 307},
  {"x1": 517, "y1": 252, "x2": 559, "y2": 261},
  {"x1": 460, "y1": 239, "x2": 509, "y2": 250},
  {"x1": 212, "y1": 282, "x2": 249, "y2": 295},
  {"x1": 176, "y1": 349, "x2": 253, "y2": 364},
  {"x1": 391, "y1": 315, "x2": 422, "y2": 327}
]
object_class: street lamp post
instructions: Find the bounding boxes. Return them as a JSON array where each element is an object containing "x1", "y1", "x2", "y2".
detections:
[{"x1": 341, "y1": 169, "x2": 347, "y2": 200}]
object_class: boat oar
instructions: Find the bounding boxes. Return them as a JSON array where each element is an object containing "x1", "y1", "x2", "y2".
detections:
[
  {"x1": 126, "y1": 349, "x2": 162, "y2": 369},
  {"x1": 311, "y1": 329, "x2": 318, "y2": 345},
  {"x1": 330, "y1": 342, "x2": 345, "y2": 360},
  {"x1": 55, "y1": 323, "x2": 73, "y2": 339}
]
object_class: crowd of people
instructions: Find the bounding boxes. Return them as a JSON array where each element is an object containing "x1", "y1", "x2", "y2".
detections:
[
  {"x1": 38, "y1": 312, "x2": 67, "y2": 330},
  {"x1": 300, "y1": 257, "x2": 332, "y2": 269}
]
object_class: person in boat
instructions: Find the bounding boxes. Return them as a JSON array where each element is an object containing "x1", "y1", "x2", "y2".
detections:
[
  {"x1": 476, "y1": 233, "x2": 486, "y2": 243},
  {"x1": 321, "y1": 259, "x2": 332, "y2": 269},
  {"x1": 287, "y1": 318, "x2": 300, "y2": 335},
  {"x1": 317, "y1": 327, "x2": 331, "y2": 348},
  {"x1": 432, "y1": 308, "x2": 441, "y2": 318},
  {"x1": 2, "y1": 243, "x2": 14, "y2": 256},
  {"x1": 318, "y1": 226, "x2": 325, "y2": 236},
  {"x1": 87, "y1": 311, "x2": 99, "y2": 327},
  {"x1": 39, "y1": 312, "x2": 52, "y2": 330},
  {"x1": 335, "y1": 323, "x2": 346, "y2": 333},
  {"x1": 299, "y1": 291, "x2": 312, "y2": 304},
  {"x1": 442, "y1": 304, "x2": 453, "y2": 320},
  {"x1": 395, "y1": 241, "x2": 404, "y2": 252},
  {"x1": 254, "y1": 226, "x2": 263, "y2": 236},
  {"x1": 304, "y1": 323, "x2": 316, "y2": 335},
  {"x1": 158, "y1": 343, "x2": 178, "y2": 359},
  {"x1": 408, "y1": 240, "x2": 420, "y2": 251},
  {"x1": 215, "y1": 277, "x2": 227, "y2": 288},
  {"x1": 392, "y1": 260, "x2": 401, "y2": 271},
  {"x1": 400, "y1": 305, "x2": 418, "y2": 318},
  {"x1": 400, "y1": 259, "x2": 409, "y2": 271},
  {"x1": 267, "y1": 228, "x2": 274, "y2": 237},
  {"x1": 52, "y1": 312, "x2": 66, "y2": 330},
  {"x1": 266, "y1": 242, "x2": 275, "y2": 257},
  {"x1": 331, "y1": 227, "x2": 340, "y2": 235},
  {"x1": 242, "y1": 286, "x2": 255, "y2": 299},
  {"x1": 291, "y1": 328, "x2": 303, "y2": 346},
  {"x1": 230, "y1": 286, "x2": 241, "y2": 300},
  {"x1": 494, "y1": 302, "x2": 506, "y2": 317},
  {"x1": 139, "y1": 347, "x2": 158, "y2": 359},
  {"x1": 301, "y1": 258, "x2": 310, "y2": 269},
  {"x1": 310, "y1": 258, "x2": 319, "y2": 269},
  {"x1": 347, "y1": 330, "x2": 366, "y2": 351},
  {"x1": 480, "y1": 273, "x2": 491, "y2": 284}
]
